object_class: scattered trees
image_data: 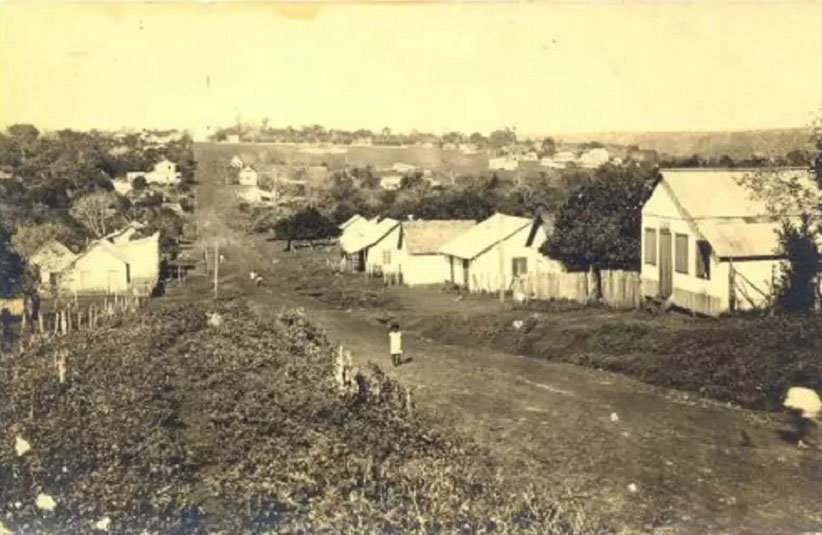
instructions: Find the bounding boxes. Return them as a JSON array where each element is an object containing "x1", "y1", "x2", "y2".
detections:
[{"x1": 273, "y1": 207, "x2": 339, "y2": 250}]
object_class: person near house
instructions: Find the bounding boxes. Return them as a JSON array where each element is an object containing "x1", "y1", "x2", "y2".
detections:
[
  {"x1": 219, "y1": 254, "x2": 225, "y2": 264},
  {"x1": 389, "y1": 322, "x2": 403, "y2": 366},
  {"x1": 784, "y1": 386, "x2": 821, "y2": 448}
]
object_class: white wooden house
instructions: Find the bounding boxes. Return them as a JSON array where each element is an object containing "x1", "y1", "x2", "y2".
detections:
[
  {"x1": 238, "y1": 166, "x2": 259, "y2": 186},
  {"x1": 641, "y1": 167, "x2": 816, "y2": 316},
  {"x1": 127, "y1": 159, "x2": 181, "y2": 186},
  {"x1": 339, "y1": 218, "x2": 400, "y2": 274},
  {"x1": 370, "y1": 219, "x2": 477, "y2": 286},
  {"x1": 56, "y1": 230, "x2": 160, "y2": 296},
  {"x1": 338, "y1": 215, "x2": 374, "y2": 271},
  {"x1": 439, "y1": 212, "x2": 561, "y2": 292},
  {"x1": 59, "y1": 240, "x2": 132, "y2": 294}
]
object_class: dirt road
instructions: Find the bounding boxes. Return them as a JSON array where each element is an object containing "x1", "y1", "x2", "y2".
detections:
[{"x1": 192, "y1": 157, "x2": 822, "y2": 535}]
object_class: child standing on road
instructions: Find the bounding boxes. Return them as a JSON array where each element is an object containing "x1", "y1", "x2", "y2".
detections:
[{"x1": 389, "y1": 322, "x2": 402, "y2": 367}]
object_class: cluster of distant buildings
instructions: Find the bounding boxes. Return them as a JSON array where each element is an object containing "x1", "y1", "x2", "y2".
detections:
[
  {"x1": 489, "y1": 147, "x2": 614, "y2": 171},
  {"x1": 29, "y1": 222, "x2": 160, "y2": 297}
]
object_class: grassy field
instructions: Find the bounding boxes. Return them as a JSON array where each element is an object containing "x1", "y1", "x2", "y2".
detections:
[{"x1": 558, "y1": 127, "x2": 809, "y2": 159}]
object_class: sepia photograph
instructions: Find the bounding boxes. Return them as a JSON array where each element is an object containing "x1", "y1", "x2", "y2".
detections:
[{"x1": 2, "y1": 2, "x2": 822, "y2": 534}]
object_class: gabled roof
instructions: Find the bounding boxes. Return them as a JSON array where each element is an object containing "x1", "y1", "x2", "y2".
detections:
[
  {"x1": 697, "y1": 220, "x2": 785, "y2": 258},
  {"x1": 339, "y1": 214, "x2": 364, "y2": 230},
  {"x1": 658, "y1": 167, "x2": 815, "y2": 220},
  {"x1": 439, "y1": 213, "x2": 532, "y2": 260},
  {"x1": 401, "y1": 220, "x2": 476, "y2": 254},
  {"x1": 344, "y1": 218, "x2": 400, "y2": 254},
  {"x1": 67, "y1": 240, "x2": 129, "y2": 269},
  {"x1": 115, "y1": 232, "x2": 160, "y2": 265},
  {"x1": 651, "y1": 168, "x2": 818, "y2": 259}
]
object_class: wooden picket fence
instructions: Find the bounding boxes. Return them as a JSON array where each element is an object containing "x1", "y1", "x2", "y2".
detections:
[
  {"x1": 513, "y1": 269, "x2": 642, "y2": 310},
  {"x1": 18, "y1": 294, "x2": 148, "y2": 342}
]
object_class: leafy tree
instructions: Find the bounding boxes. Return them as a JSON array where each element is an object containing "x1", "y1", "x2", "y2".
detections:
[
  {"x1": 0, "y1": 223, "x2": 24, "y2": 298},
  {"x1": 785, "y1": 149, "x2": 811, "y2": 167},
  {"x1": 540, "y1": 137, "x2": 556, "y2": 156},
  {"x1": 542, "y1": 164, "x2": 658, "y2": 295},
  {"x1": 774, "y1": 215, "x2": 821, "y2": 313},
  {"x1": 273, "y1": 207, "x2": 339, "y2": 250},
  {"x1": 132, "y1": 175, "x2": 148, "y2": 191},
  {"x1": 488, "y1": 128, "x2": 516, "y2": 150},
  {"x1": 10, "y1": 222, "x2": 75, "y2": 259},
  {"x1": 70, "y1": 191, "x2": 120, "y2": 238}
]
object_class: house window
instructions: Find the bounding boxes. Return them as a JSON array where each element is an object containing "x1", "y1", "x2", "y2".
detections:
[
  {"x1": 512, "y1": 257, "x2": 528, "y2": 276},
  {"x1": 675, "y1": 234, "x2": 689, "y2": 274},
  {"x1": 696, "y1": 240, "x2": 711, "y2": 280},
  {"x1": 644, "y1": 228, "x2": 657, "y2": 265},
  {"x1": 382, "y1": 250, "x2": 391, "y2": 265}
]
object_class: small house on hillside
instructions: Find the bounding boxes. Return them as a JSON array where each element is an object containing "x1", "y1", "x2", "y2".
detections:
[
  {"x1": 552, "y1": 151, "x2": 576, "y2": 164},
  {"x1": 56, "y1": 230, "x2": 160, "y2": 296},
  {"x1": 439, "y1": 212, "x2": 561, "y2": 292},
  {"x1": 238, "y1": 165, "x2": 259, "y2": 187},
  {"x1": 59, "y1": 240, "x2": 132, "y2": 295},
  {"x1": 127, "y1": 159, "x2": 181, "y2": 186},
  {"x1": 370, "y1": 219, "x2": 477, "y2": 286},
  {"x1": 392, "y1": 162, "x2": 416, "y2": 174},
  {"x1": 111, "y1": 178, "x2": 133, "y2": 197},
  {"x1": 579, "y1": 148, "x2": 610, "y2": 169},
  {"x1": 489, "y1": 156, "x2": 519, "y2": 171},
  {"x1": 340, "y1": 218, "x2": 400, "y2": 274},
  {"x1": 30, "y1": 241, "x2": 77, "y2": 291},
  {"x1": 379, "y1": 174, "x2": 403, "y2": 190},
  {"x1": 230, "y1": 155, "x2": 244, "y2": 168},
  {"x1": 641, "y1": 167, "x2": 817, "y2": 316}
]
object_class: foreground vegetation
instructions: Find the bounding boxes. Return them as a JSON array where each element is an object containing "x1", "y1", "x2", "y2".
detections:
[{"x1": 0, "y1": 296, "x2": 602, "y2": 535}]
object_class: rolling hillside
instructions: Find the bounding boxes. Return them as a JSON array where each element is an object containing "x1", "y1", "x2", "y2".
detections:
[{"x1": 555, "y1": 128, "x2": 810, "y2": 159}]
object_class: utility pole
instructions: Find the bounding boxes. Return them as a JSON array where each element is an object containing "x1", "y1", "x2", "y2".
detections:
[
  {"x1": 498, "y1": 214, "x2": 505, "y2": 302},
  {"x1": 213, "y1": 242, "x2": 219, "y2": 298}
]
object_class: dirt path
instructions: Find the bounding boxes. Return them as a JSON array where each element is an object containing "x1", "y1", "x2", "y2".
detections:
[{"x1": 192, "y1": 161, "x2": 822, "y2": 535}]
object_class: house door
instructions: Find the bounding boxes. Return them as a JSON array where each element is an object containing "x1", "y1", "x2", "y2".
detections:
[
  {"x1": 462, "y1": 259, "x2": 470, "y2": 289},
  {"x1": 658, "y1": 229, "x2": 673, "y2": 299}
]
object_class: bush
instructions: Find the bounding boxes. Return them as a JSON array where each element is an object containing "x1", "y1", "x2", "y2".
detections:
[{"x1": 0, "y1": 299, "x2": 598, "y2": 535}]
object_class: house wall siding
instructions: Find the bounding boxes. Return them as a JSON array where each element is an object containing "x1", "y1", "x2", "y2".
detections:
[
  {"x1": 60, "y1": 249, "x2": 129, "y2": 294},
  {"x1": 642, "y1": 183, "x2": 781, "y2": 315},
  {"x1": 365, "y1": 226, "x2": 401, "y2": 275}
]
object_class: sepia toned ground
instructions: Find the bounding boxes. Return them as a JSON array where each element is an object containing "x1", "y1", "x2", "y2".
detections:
[{"x1": 190, "y1": 158, "x2": 822, "y2": 535}]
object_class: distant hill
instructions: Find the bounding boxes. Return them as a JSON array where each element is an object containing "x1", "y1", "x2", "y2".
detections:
[{"x1": 554, "y1": 128, "x2": 811, "y2": 159}]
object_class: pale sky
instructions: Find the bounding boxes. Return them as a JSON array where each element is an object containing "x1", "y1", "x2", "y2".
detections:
[{"x1": 2, "y1": 2, "x2": 822, "y2": 139}]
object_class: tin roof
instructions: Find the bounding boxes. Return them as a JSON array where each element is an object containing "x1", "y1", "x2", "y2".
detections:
[
  {"x1": 342, "y1": 218, "x2": 399, "y2": 254},
  {"x1": 659, "y1": 168, "x2": 815, "y2": 220},
  {"x1": 439, "y1": 213, "x2": 532, "y2": 260}
]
